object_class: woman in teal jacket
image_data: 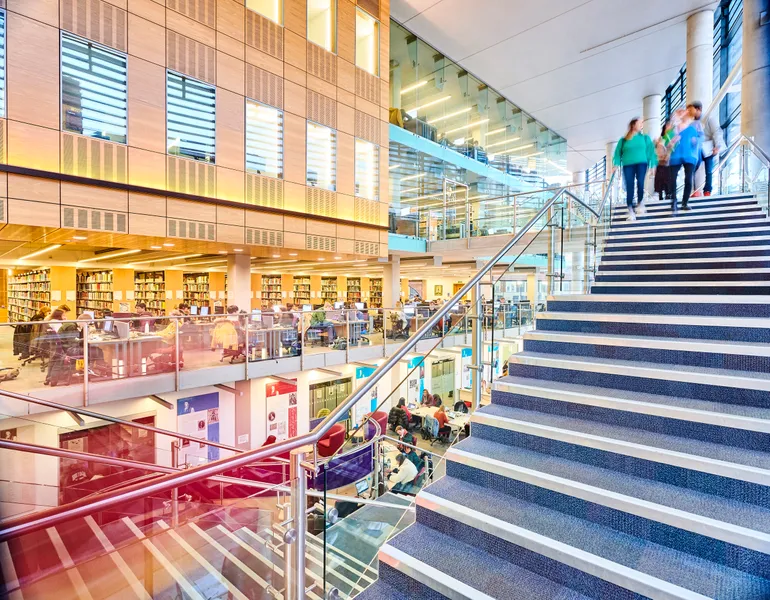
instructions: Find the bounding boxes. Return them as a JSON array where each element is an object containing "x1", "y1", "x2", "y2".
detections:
[{"x1": 613, "y1": 118, "x2": 658, "y2": 221}]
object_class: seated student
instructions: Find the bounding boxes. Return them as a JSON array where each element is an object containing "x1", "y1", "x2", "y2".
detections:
[
  {"x1": 133, "y1": 302, "x2": 154, "y2": 332},
  {"x1": 434, "y1": 405, "x2": 452, "y2": 439},
  {"x1": 395, "y1": 425, "x2": 415, "y2": 452},
  {"x1": 309, "y1": 305, "x2": 336, "y2": 342},
  {"x1": 432, "y1": 393, "x2": 443, "y2": 407},
  {"x1": 387, "y1": 453, "x2": 418, "y2": 493},
  {"x1": 420, "y1": 389, "x2": 433, "y2": 407},
  {"x1": 403, "y1": 445, "x2": 424, "y2": 472}
]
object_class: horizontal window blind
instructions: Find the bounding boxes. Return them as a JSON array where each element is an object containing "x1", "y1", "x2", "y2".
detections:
[
  {"x1": 167, "y1": 71, "x2": 216, "y2": 163},
  {"x1": 246, "y1": 100, "x2": 284, "y2": 179}
]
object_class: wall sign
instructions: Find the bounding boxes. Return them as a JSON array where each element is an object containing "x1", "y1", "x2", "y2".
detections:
[
  {"x1": 266, "y1": 379, "x2": 298, "y2": 442},
  {"x1": 177, "y1": 392, "x2": 220, "y2": 465}
]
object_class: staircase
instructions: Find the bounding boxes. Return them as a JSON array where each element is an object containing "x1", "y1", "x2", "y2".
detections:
[{"x1": 358, "y1": 193, "x2": 770, "y2": 599}]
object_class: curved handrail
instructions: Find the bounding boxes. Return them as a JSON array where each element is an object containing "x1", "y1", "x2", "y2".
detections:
[{"x1": 0, "y1": 185, "x2": 590, "y2": 543}]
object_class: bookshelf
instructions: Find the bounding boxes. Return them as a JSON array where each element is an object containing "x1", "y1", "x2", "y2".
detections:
[
  {"x1": 293, "y1": 276, "x2": 311, "y2": 304},
  {"x1": 262, "y1": 274, "x2": 282, "y2": 306},
  {"x1": 321, "y1": 277, "x2": 338, "y2": 304},
  {"x1": 369, "y1": 277, "x2": 383, "y2": 308},
  {"x1": 347, "y1": 277, "x2": 362, "y2": 304},
  {"x1": 77, "y1": 270, "x2": 113, "y2": 315},
  {"x1": 135, "y1": 271, "x2": 165, "y2": 315},
  {"x1": 8, "y1": 269, "x2": 50, "y2": 322},
  {"x1": 183, "y1": 273, "x2": 210, "y2": 308}
]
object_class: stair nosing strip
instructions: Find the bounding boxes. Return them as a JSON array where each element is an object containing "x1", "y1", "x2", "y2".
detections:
[
  {"x1": 379, "y1": 544, "x2": 495, "y2": 600},
  {"x1": 591, "y1": 280, "x2": 770, "y2": 287},
  {"x1": 609, "y1": 218, "x2": 770, "y2": 234},
  {"x1": 605, "y1": 235, "x2": 770, "y2": 248},
  {"x1": 416, "y1": 492, "x2": 712, "y2": 600},
  {"x1": 447, "y1": 447, "x2": 770, "y2": 553},
  {"x1": 510, "y1": 352, "x2": 770, "y2": 391},
  {"x1": 596, "y1": 268, "x2": 770, "y2": 275},
  {"x1": 537, "y1": 311, "x2": 770, "y2": 327},
  {"x1": 471, "y1": 411, "x2": 770, "y2": 486},
  {"x1": 602, "y1": 245, "x2": 770, "y2": 256},
  {"x1": 548, "y1": 293, "x2": 770, "y2": 303},
  {"x1": 524, "y1": 330, "x2": 770, "y2": 356},
  {"x1": 493, "y1": 379, "x2": 770, "y2": 433}
]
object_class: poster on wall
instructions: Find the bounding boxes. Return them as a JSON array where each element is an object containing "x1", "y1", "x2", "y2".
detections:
[
  {"x1": 461, "y1": 348, "x2": 473, "y2": 389},
  {"x1": 354, "y1": 366, "x2": 379, "y2": 425},
  {"x1": 177, "y1": 392, "x2": 220, "y2": 466},
  {"x1": 266, "y1": 379, "x2": 298, "y2": 442},
  {"x1": 406, "y1": 357, "x2": 425, "y2": 404}
]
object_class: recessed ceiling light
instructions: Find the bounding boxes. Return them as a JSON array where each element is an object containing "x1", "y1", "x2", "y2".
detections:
[
  {"x1": 151, "y1": 246, "x2": 162, "y2": 250},
  {"x1": 318, "y1": 258, "x2": 325, "y2": 261},
  {"x1": 272, "y1": 254, "x2": 281, "y2": 258},
  {"x1": 18, "y1": 244, "x2": 62, "y2": 261},
  {"x1": 73, "y1": 236, "x2": 87, "y2": 241},
  {"x1": 288, "y1": 253, "x2": 298, "y2": 256},
  {"x1": 334, "y1": 256, "x2": 342, "y2": 260},
  {"x1": 234, "y1": 248, "x2": 243, "y2": 252},
  {"x1": 163, "y1": 243, "x2": 175, "y2": 247},
  {"x1": 218, "y1": 250, "x2": 228, "y2": 254}
]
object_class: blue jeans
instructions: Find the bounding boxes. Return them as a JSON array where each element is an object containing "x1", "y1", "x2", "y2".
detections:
[
  {"x1": 703, "y1": 154, "x2": 715, "y2": 194},
  {"x1": 623, "y1": 163, "x2": 648, "y2": 209}
]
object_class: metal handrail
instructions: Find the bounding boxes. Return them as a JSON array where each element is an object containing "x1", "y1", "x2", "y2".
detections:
[{"x1": 0, "y1": 184, "x2": 598, "y2": 543}]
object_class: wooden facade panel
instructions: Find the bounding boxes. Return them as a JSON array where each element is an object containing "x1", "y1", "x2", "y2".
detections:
[
  {"x1": 284, "y1": 30, "x2": 307, "y2": 71},
  {"x1": 283, "y1": 81, "x2": 306, "y2": 117},
  {"x1": 7, "y1": 0, "x2": 59, "y2": 27},
  {"x1": 216, "y1": 89, "x2": 245, "y2": 172},
  {"x1": 127, "y1": 0, "x2": 165, "y2": 25},
  {"x1": 282, "y1": 181, "x2": 305, "y2": 213},
  {"x1": 283, "y1": 114, "x2": 306, "y2": 185},
  {"x1": 8, "y1": 199, "x2": 62, "y2": 227},
  {"x1": 306, "y1": 220, "x2": 335, "y2": 236},
  {"x1": 283, "y1": 215, "x2": 305, "y2": 234},
  {"x1": 166, "y1": 30, "x2": 217, "y2": 84},
  {"x1": 282, "y1": 231, "x2": 305, "y2": 250},
  {"x1": 284, "y1": 0, "x2": 305, "y2": 36},
  {"x1": 336, "y1": 194, "x2": 353, "y2": 224},
  {"x1": 60, "y1": 0, "x2": 127, "y2": 52},
  {"x1": 167, "y1": 198, "x2": 216, "y2": 222},
  {"x1": 245, "y1": 46, "x2": 284, "y2": 77},
  {"x1": 306, "y1": 74, "x2": 336, "y2": 101},
  {"x1": 217, "y1": 51, "x2": 245, "y2": 95},
  {"x1": 336, "y1": 132, "x2": 354, "y2": 196},
  {"x1": 7, "y1": 122, "x2": 60, "y2": 173},
  {"x1": 337, "y1": 59, "x2": 355, "y2": 103},
  {"x1": 216, "y1": 166, "x2": 245, "y2": 204},
  {"x1": 336, "y1": 223, "x2": 354, "y2": 240},
  {"x1": 128, "y1": 56, "x2": 166, "y2": 153},
  {"x1": 128, "y1": 212, "x2": 166, "y2": 237},
  {"x1": 7, "y1": 174, "x2": 60, "y2": 205},
  {"x1": 218, "y1": 31, "x2": 245, "y2": 60},
  {"x1": 60, "y1": 182, "x2": 128, "y2": 212},
  {"x1": 283, "y1": 64, "x2": 307, "y2": 87},
  {"x1": 7, "y1": 13, "x2": 61, "y2": 129},
  {"x1": 165, "y1": 8, "x2": 216, "y2": 47},
  {"x1": 127, "y1": 147, "x2": 166, "y2": 190},
  {"x1": 336, "y1": 238, "x2": 354, "y2": 254},
  {"x1": 354, "y1": 226, "x2": 379, "y2": 241},
  {"x1": 337, "y1": 87, "x2": 355, "y2": 111},
  {"x1": 337, "y1": 0, "x2": 355, "y2": 64},
  {"x1": 217, "y1": 0, "x2": 244, "y2": 41},
  {"x1": 245, "y1": 210, "x2": 282, "y2": 231},
  {"x1": 337, "y1": 103, "x2": 354, "y2": 135},
  {"x1": 128, "y1": 13, "x2": 166, "y2": 65},
  {"x1": 129, "y1": 191, "x2": 166, "y2": 216},
  {"x1": 216, "y1": 223, "x2": 245, "y2": 244}
]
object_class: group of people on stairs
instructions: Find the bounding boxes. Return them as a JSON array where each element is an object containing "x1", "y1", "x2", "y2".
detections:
[{"x1": 613, "y1": 100, "x2": 724, "y2": 220}]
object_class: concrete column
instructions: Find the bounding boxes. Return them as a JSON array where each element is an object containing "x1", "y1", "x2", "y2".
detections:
[
  {"x1": 606, "y1": 141, "x2": 617, "y2": 173},
  {"x1": 226, "y1": 253, "x2": 251, "y2": 311},
  {"x1": 382, "y1": 255, "x2": 401, "y2": 308},
  {"x1": 686, "y1": 10, "x2": 715, "y2": 107},
  {"x1": 643, "y1": 94, "x2": 662, "y2": 196},
  {"x1": 742, "y1": 0, "x2": 770, "y2": 151}
]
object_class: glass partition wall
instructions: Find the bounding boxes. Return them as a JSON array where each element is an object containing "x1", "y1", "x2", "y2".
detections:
[{"x1": 388, "y1": 19, "x2": 568, "y2": 241}]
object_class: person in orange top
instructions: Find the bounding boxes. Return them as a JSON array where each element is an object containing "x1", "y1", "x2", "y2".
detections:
[{"x1": 434, "y1": 405, "x2": 452, "y2": 438}]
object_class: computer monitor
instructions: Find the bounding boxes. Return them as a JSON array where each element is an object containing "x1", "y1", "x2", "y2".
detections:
[
  {"x1": 102, "y1": 317, "x2": 114, "y2": 333},
  {"x1": 404, "y1": 306, "x2": 415, "y2": 316},
  {"x1": 190, "y1": 305, "x2": 199, "y2": 315},
  {"x1": 114, "y1": 321, "x2": 129, "y2": 339},
  {"x1": 334, "y1": 302, "x2": 344, "y2": 310},
  {"x1": 200, "y1": 306, "x2": 210, "y2": 316},
  {"x1": 354, "y1": 479, "x2": 370, "y2": 495},
  {"x1": 355, "y1": 302, "x2": 364, "y2": 310},
  {"x1": 302, "y1": 304, "x2": 312, "y2": 312},
  {"x1": 251, "y1": 309, "x2": 262, "y2": 322}
]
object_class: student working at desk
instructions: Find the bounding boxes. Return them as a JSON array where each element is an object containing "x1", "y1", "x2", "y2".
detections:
[
  {"x1": 387, "y1": 453, "x2": 418, "y2": 493},
  {"x1": 434, "y1": 405, "x2": 452, "y2": 438}
]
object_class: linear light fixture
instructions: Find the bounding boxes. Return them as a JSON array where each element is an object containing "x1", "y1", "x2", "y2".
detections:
[
  {"x1": 78, "y1": 249, "x2": 141, "y2": 263},
  {"x1": 400, "y1": 80, "x2": 427, "y2": 95},
  {"x1": 17, "y1": 244, "x2": 62, "y2": 261},
  {"x1": 129, "y1": 253, "x2": 203, "y2": 266},
  {"x1": 428, "y1": 107, "x2": 471, "y2": 125},
  {"x1": 411, "y1": 95, "x2": 451, "y2": 112},
  {"x1": 388, "y1": 164, "x2": 402, "y2": 170},
  {"x1": 183, "y1": 259, "x2": 229, "y2": 267},
  {"x1": 400, "y1": 187, "x2": 420, "y2": 194},
  {"x1": 485, "y1": 127, "x2": 507, "y2": 137},
  {"x1": 444, "y1": 119, "x2": 490, "y2": 135},
  {"x1": 485, "y1": 136, "x2": 522, "y2": 150},
  {"x1": 400, "y1": 191, "x2": 444, "y2": 203},
  {"x1": 509, "y1": 151, "x2": 544, "y2": 160},
  {"x1": 495, "y1": 143, "x2": 536, "y2": 156},
  {"x1": 260, "y1": 259, "x2": 300, "y2": 265},
  {"x1": 400, "y1": 172, "x2": 426, "y2": 182},
  {"x1": 546, "y1": 158, "x2": 571, "y2": 174}
]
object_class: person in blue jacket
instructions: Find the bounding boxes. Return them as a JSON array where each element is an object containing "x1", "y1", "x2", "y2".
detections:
[{"x1": 669, "y1": 111, "x2": 703, "y2": 213}]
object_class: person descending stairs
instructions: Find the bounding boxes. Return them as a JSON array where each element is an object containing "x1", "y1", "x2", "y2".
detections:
[{"x1": 358, "y1": 191, "x2": 770, "y2": 599}]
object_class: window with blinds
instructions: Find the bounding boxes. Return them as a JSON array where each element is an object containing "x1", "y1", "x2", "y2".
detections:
[
  {"x1": 246, "y1": 100, "x2": 284, "y2": 179},
  {"x1": 0, "y1": 10, "x2": 6, "y2": 119},
  {"x1": 307, "y1": 121, "x2": 336, "y2": 191},
  {"x1": 61, "y1": 33, "x2": 128, "y2": 144},
  {"x1": 167, "y1": 71, "x2": 216, "y2": 163},
  {"x1": 355, "y1": 138, "x2": 378, "y2": 200},
  {"x1": 355, "y1": 8, "x2": 379, "y2": 76}
]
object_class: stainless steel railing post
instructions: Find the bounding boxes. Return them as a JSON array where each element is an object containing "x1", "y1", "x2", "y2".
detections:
[{"x1": 285, "y1": 446, "x2": 309, "y2": 600}]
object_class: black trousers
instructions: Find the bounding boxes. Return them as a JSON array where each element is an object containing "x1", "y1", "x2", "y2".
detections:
[{"x1": 670, "y1": 162, "x2": 695, "y2": 208}]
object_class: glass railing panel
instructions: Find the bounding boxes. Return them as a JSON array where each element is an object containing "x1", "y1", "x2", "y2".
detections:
[{"x1": 746, "y1": 149, "x2": 770, "y2": 212}]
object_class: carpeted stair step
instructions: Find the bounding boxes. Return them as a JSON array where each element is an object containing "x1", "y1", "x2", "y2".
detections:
[
  {"x1": 595, "y1": 269, "x2": 770, "y2": 282},
  {"x1": 604, "y1": 236, "x2": 770, "y2": 253},
  {"x1": 536, "y1": 310, "x2": 770, "y2": 342},
  {"x1": 591, "y1": 280, "x2": 770, "y2": 294},
  {"x1": 602, "y1": 245, "x2": 770, "y2": 261},
  {"x1": 418, "y1": 477, "x2": 770, "y2": 599},
  {"x1": 546, "y1": 294, "x2": 770, "y2": 318},
  {"x1": 356, "y1": 575, "x2": 436, "y2": 600},
  {"x1": 598, "y1": 257, "x2": 770, "y2": 271},
  {"x1": 608, "y1": 219, "x2": 770, "y2": 239},
  {"x1": 611, "y1": 206, "x2": 764, "y2": 227}
]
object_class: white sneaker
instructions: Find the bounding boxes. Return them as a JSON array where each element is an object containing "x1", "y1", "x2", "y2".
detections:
[
  {"x1": 635, "y1": 203, "x2": 647, "y2": 215},
  {"x1": 626, "y1": 211, "x2": 636, "y2": 222}
]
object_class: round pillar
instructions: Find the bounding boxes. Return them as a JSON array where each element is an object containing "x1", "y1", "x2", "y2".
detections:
[
  {"x1": 742, "y1": 0, "x2": 770, "y2": 151},
  {"x1": 686, "y1": 10, "x2": 715, "y2": 107}
]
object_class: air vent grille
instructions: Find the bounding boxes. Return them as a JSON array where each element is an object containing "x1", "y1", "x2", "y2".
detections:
[
  {"x1": 355, "y1": 67, "x2": 379, "y2": 104},
  {"x1": 307, "y1": 91, "x2": 336, "y2": 128},
  {"x1": 307, "y1": 42, "x2": 336, "y2": 84},
  {"x1": 62, "y1": 206, "x2": 128, "y2": 233},
  {"x1": 246, "y1": 228, "x2": 284, "y2": 247},
  {"x1": 354, "y1": 241, "x2": 379, "y2": 256},
  {"x1": 60, "y1": 0, "x2": 127, "y2": 52},
  {"x1": 167, "y1": 31, "x2": 216, "y2": 84},
  {"x1": 354, "y1": 198, "x2": 379, "y2": 225},
  {"x1": 354, "y1": 111, "x2": 380, "y2": 145},
  {"x1": 306, "y1": 235, "x2": 336, "y2": 252},
  {"x1": 61, "y1": 134, "x2": 128, "y2": 183},
  {"x1": 167, "y1": 219, "x2": 216, "y2": 241},
  {"x1": 245, "y1": 10, "x2": 283, "y2": 59},
  {"x1": 245, "y1": 174, "x2": 284, "y2": 209},
  {"x1": 166, "y1": 0, "x2": 216, "y2": 27},
  {"x1": 167, "y1": 156, "x2": 216, "y2": 197},
  {"x1": 246, "y1": 65, "x2": 284, "y2": 108},
  {"x1": 305, "y1": 188, "x2": 337, "y2": 217}
]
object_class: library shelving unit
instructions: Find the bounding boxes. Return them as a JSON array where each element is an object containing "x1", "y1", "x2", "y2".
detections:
[
  {"x1": 183, "y1": 273, "x2": 210, "y2": 308},
  {"x1": 347, "y1": 277, "x2": 362, "y2": 304},
  {"x1": 369, "y1": 277, "x2": 383, "y2": 308},
  {"x1": 321, "y1": 277, "x2": 338, "y2": 305},
  {"x1": 134, "y1": 271, "x2": 165, "y2": 315},
  {"x1": 262, "y1": 274, "x2": 282, "y2": 306},
  {"x1": 77, "y1": 270, "x2": 113, "y2": 315},
  {"x1": 8, "y1": 269, "x2": 50, "y2": 322},
  {"x1": 293, "y1": 276, "x2": 311, "y2": 304}
]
